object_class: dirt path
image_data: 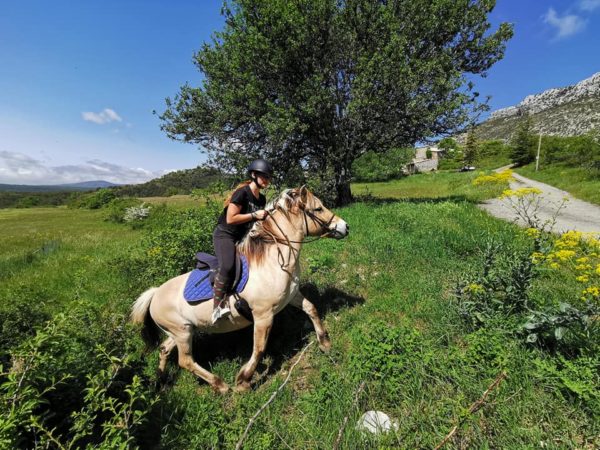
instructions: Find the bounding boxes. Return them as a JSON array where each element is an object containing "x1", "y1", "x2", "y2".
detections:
[{"x1": 479, "y1": 166, "x2": 600, "y2": 234}]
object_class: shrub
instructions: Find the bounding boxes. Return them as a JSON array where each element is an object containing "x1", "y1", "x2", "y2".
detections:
[
  {"x1": 135, "y1": 204, "x2": 220, "y2": 284},
  {"x1": 104, "y1": 198, "x2": 144, "y2": 223},
  {"x1": 352, "y1": 148, "x2": 412, "y2": 182},
  {"x1": 73, "y1": 189, "x2": 117, "y2": 209},
  {"x1": 454, "y1": 240, "x2": 536, "y2": 329}
]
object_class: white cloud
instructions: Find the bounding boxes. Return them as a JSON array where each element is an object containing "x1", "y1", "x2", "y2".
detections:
[
  {"x1": 81, "y1": 108, "x2": 123, "y2": 124},
  {"x1": 580, "y1": 0, "x2": 600, "y2": 11},
  {"x1": 543, "y1": 8, "x2": 587, "y2": 39},
  {"x1": 0, "y1": 151, "x2": 157, "y2": 185}
]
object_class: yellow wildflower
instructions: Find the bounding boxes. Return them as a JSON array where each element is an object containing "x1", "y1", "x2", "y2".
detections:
[
  {"x1": 473, "y1": 170, "x2": 514, "y2": 186},
  {"x1": 596, "y1": 264, "x2": 600, "y2": 276},
  {"x1": 576, "y1": 275, "x2": 589, "y2": 283},
  {"x1": 554, "y1": 250, "x2": 576, "y2": 261},
  {"x1": 575, "y1": 264, "x2": 592, "y2": 271},
  {"x1": 467, "y1": 283, "x2": 485, "y2": 294},
  {"x1": 531, "y1": 252, "x2": 544, "y2": 264},
  {"x1": 550, "y1": 262, "x2": 559, "y2": 269},
  {"x1": 582, "y1": 286, "x2": 600, "y2": 298},
  {"x1": 576, "y1": 257, "x2": 589, "y2": 264},
  {"x1": 525, "y1": 228, "x2": 540, "y2": 238}
]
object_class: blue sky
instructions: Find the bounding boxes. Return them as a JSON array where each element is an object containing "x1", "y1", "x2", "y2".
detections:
[{"x1": 0, "y1": 0, "x2": 599, "y2": 185}]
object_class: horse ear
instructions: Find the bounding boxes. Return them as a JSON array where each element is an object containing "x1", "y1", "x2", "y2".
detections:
[{"x1": 299, "y1": 185, "x2": 308, "y2": 202}]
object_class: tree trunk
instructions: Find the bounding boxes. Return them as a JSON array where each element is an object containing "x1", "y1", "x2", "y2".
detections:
[{"x1": 335, "y1": 180, "x2": 353, "y2": 206}]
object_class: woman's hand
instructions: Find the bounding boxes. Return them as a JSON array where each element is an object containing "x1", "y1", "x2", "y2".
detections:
[{"x1": 252, "y1": 210, "x2": 268, "y2": 221}]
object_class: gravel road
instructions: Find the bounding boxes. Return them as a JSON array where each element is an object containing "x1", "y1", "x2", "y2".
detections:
[{"x1": 478, "y1": 166, "x2": 600, "y2": 234}]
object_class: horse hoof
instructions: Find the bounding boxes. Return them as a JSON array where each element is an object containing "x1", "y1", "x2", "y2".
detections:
[
  {"x1": 319, "y1": 338, "x2": 332, "y2": 353},
  {"x1": 234, "y1": 381, "x2": 252, "y2": 393},
  {"x1": 211, "y1": 379, "x2": 230, "y2": 394}
]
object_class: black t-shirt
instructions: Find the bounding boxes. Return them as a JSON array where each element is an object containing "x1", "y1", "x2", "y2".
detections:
[{"x1": 217, "y1": 185, "x2": 266, "y2": 239}]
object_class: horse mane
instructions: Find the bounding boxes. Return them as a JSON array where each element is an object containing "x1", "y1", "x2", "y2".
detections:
[{"x1": 237, "y1": 188, "x2": 306, "y2": 266}]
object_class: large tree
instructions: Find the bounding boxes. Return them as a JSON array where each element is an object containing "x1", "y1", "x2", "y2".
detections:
[{"x1": 161, "y1": 0, "x2": 513, "y2": 205}]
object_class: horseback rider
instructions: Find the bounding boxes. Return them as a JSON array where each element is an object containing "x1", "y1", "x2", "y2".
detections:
[{"x1": 211, "y1": 159, "x2": 273, "y2": 323}]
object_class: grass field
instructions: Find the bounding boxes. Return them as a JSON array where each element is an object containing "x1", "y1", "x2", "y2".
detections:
[
  {"x1": 515, "y1": 163, "x2": 600, "y2": 205},
  {"x1": 1, "y1": 173, "x2": 597, "y2": 449}
]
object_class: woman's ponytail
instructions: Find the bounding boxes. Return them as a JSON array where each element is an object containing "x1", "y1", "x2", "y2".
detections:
[{"x1": 223, "y1": 181, "x2": 252, "y2": 207}]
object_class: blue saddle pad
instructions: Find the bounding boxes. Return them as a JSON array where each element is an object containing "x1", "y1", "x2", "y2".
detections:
[{"x1": 183, "y1": 255, "x2": 249, "y2": 303}]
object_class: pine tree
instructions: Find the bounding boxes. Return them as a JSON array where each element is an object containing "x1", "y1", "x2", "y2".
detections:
[
  {"x1": 511, "y1": 116, "x2": 535, "y2": 166},
  {"x1": 463, "y1": 129, "x2": 478, "y2": 166}
]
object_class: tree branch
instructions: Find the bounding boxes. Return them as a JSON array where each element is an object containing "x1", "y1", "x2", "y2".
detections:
[{"x1": 235, "y1": 340, "x2": 314, "y2": 450}]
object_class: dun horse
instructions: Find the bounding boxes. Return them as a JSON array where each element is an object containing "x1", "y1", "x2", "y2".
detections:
[{"x1": 131, "y1": 187, "x2": 349, "y2": 393}]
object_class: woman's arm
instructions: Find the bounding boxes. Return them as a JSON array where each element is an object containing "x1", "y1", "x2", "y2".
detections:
[
  {"x1": 226, "y1": 203, "x2": 268, "y2": 224},
  {"x1": 225, "y1": 203, "x2": 253, "y2": 225}
]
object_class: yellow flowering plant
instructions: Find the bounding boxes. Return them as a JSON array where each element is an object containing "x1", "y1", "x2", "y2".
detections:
[{"x1": 472, "y1": 169, "x2": 514, "y2": 186}]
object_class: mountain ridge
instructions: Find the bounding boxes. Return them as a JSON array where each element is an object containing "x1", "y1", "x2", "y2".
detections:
[
  {"x1": 475, "y1": 71, "x2": 600, "y2": 141},
  {"x1": 0, "y1": 180, "x2": 119, "y2": 192}
]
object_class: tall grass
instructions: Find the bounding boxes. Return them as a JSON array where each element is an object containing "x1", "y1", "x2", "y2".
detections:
[
  {"x1": 516, "y1": 163, "x2": 600, "y2": 205},
  {"x1": 0, "y1": 176, "x2": 597, "y2": 448}
]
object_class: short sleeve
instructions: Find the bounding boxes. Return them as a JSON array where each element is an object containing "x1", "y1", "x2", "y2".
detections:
[{"x1": 230, "y1": 188, "x2": 247, "y2": 206}]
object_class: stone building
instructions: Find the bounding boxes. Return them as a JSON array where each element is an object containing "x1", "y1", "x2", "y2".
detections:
[{"x1": 405, "y1": 146, "x2": 446, "y2": 174}]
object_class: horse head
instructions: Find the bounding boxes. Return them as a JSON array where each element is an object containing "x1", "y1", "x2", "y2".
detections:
[{"x1": 276, "y1": 186, "x2": 349, "y2": 240}]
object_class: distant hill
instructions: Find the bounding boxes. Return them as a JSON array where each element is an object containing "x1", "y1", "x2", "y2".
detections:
[
  {"x1": 0, "y1": 180, "x2": 118, "y2": 193},
  {"x1": 475, "y1": 72, "x2": 600, "y2": 141},
  {"x1": 114, "y1": 166, "x2": 232, "y2": 197}
]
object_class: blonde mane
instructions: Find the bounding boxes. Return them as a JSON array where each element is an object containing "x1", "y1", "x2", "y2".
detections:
[{"x1": 237, "y1": 188, "x2": 309, "y2": 266}]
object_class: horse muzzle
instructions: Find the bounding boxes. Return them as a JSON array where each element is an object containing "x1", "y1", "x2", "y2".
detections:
[{"x1": 328, "y1": 220, "x2": 349, "y2": 239}]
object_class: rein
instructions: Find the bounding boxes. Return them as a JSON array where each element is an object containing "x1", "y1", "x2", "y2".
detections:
[{"x1": 257, "y1": 204, "x2": 336, "y2": 273}]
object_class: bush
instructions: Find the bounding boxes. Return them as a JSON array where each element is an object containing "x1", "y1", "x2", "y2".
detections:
[
  {"x1": 540, "y1": 132, "x2": 600, "y2": 172},
  {"x1": 352, "y1": 148, "x2": 412, "y2": 182},
  {"x1": 0, "y1": 290, "x2": 158, "y2": 448},
  {"x1": 104, "y1": 198, "x2": 144, "y2": 223},
  {"x1": 133, "y1": 203, "x2": 221, "y2": 285},
  {"x1": 72, "y1": 189, "x2": 117, "y2": 209}
]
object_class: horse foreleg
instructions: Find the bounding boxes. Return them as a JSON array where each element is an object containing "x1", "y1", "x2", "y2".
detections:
[
  {"x1": 157, "y1": 336, "x2": 176, "y2": 383},
  {"x1": 174, "y1": 325, "x2": 229, "y2": 394},
  {"x1": 235, "y1": 317, "x2": 273, "y2": 392},
  {"x1": 290, "y1": 293, "x2": 331, "y2": 353}
]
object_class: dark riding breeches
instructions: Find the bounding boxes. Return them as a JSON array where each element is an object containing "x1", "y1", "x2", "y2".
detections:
[{"x1": 212, "y1": 226, "x2": 237, "y2": 286}]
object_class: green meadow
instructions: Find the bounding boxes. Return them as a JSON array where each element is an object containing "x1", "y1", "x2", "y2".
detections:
[
  {"x1": 1, "y1": 172, "x2": 598, "y2": 449},
  {"x1": 515, "y1": 163, "x2": 600, "y2": 206}
]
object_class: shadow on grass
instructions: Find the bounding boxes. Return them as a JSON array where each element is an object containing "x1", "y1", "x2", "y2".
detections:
[
  {"x1": 136, "y1": 284, "x2": 364, "y2": 447},
  {"x1": 155, "y1": 283, "x2": 364, "y2": 390}
]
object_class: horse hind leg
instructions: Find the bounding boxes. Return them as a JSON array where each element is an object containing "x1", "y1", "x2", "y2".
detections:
[
  {"x1": 157, "y1": 336, "x2": 176, "y2": 384},
  {"x1": 174, "y1": 325, "x2": 229, "y2": 394},
  {"x1": 290, "y1": 293, "x2": 331, "y2": 353}
]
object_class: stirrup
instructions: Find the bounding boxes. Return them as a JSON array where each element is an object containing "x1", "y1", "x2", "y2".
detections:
[{"x1": 211, "y1": 303, "x2": 231, "y2": 324}]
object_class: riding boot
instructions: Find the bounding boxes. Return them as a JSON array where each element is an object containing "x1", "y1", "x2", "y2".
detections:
[{"x1": 211, "y1": 273, "x2": 231, "y2": 324}]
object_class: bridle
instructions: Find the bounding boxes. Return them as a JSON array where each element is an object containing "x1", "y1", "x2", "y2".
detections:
[{"x1": 258, "y1": 201, "x2": 337, "y2": 273}]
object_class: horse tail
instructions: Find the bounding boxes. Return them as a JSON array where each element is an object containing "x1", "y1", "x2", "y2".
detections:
[{"x1": 131, "y1": 287, "x2": 161, "y2": 349}]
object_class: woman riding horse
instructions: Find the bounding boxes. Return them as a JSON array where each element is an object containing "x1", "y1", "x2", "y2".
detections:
[
  {"x1": 131, "y1": 185, "x2": 348, "y2": 393},
  {"x1": 212, "y1": 159, "x2": 273, "y2": 323}
]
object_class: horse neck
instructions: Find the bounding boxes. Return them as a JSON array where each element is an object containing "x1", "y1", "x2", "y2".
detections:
[{"x1": 266, "y1": 209, "x2": 306, "y2": 270}]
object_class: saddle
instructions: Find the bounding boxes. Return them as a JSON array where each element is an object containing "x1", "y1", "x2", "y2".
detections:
[{"x1": 183, "y1": 252, "x2": 250, "y2": 303}]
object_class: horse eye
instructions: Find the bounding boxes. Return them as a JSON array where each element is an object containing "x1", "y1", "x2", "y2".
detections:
[{"x1": 314, "y1": 207, "x2": 323, "y2": 212}]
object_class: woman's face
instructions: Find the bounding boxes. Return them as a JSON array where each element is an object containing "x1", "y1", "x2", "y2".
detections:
[{"x1": 254, "y1": 172, "x2": 271, "y2": 188}]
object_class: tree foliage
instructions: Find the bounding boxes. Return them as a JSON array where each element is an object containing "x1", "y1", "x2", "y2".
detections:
[
  {"x1": 161, "y1": 0, "x2": 513, "y2": 205},
  {"x1": 352, "y1": 147, "x2": 413, "y2": 182}
]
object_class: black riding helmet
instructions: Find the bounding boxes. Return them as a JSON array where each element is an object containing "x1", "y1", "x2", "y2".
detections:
[{"x1": 247, "y1": 158, "x2": 273, "y2": 179}]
